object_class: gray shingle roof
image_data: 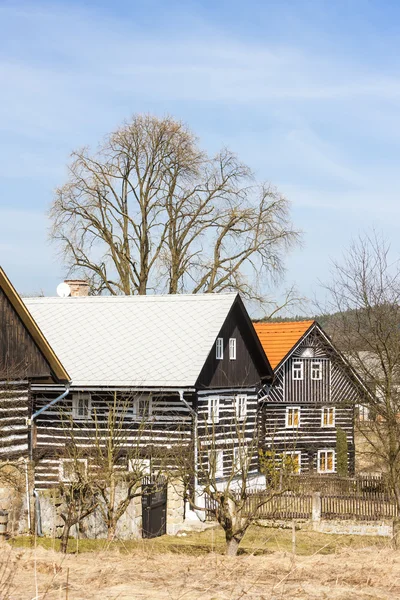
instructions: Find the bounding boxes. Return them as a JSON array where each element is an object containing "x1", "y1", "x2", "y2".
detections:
[{"x1": 23, "y1": 293, "x2": 238, "y2": 388}]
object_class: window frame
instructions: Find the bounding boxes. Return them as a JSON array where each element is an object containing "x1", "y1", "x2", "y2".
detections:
[
  {"x1": 72, "y1": 392, "x2": 92, "y2": 421},
  {"x1": 216, "y1": 337, "x2": 224, "y2": 360},
  {"x1": 321, "y1": 406, "x2": 335, "y2": 428},
  {"x1": 317, "y1": 449, "x2": 336, "y2": 474},
  {"x1": 283, "y1": 450, "x2": 301, "y2": 474},
  {"x1": 209, "y1": 448, "x2": 224, "y2": 478},
  {"x1": 285, "y1": 406, "x2": 301, "y2": 428},
  {"x1": 235, "y1": 394, "x2": 247, "y2": 421},
  {"x1": 59, "y1": 458, "x2": 88, "y2": 483},
  {"x1": 207, "y1": 396, "x2": 220, "y2": 424},
  {"x1": 229, "y1": 338, "x2": 237, "y2": 360},
  {"x1": 131, "y1": 394, "x2": 153, "y2": 421},
  {"x1": 292, "y1": 360, "x2": 304, "y2": 381},
  {"x1": 311, "y1": 360, "x2": 323, "y2": 381}
]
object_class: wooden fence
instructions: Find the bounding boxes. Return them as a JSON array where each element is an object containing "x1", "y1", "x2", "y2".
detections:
[{"x1": 204, "y1": 475, "x2": 398, "y2": 522}]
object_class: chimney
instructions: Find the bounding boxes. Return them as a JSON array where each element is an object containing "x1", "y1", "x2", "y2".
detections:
[{"x1": 64, "y1": 279, "x2": 90, "y2": 297}]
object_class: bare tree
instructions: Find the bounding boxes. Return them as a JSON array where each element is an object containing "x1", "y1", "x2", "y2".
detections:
[
  {"x1": 59, "y1": 391, "x2": 157, "y2": 543},
  {"x1": 323, "y1": 232, "x2": 400, "y2": 511},
  {"x1": 50, "y1": 114, "x2": 300, "y2": 302},
  {"x1": 174, "y1": 413, "x2": 293, "y2": 556}
]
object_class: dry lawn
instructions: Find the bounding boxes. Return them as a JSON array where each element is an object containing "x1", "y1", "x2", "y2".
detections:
[{"x1": 2, "y1": 529, "x2": 400, "y2": 600}]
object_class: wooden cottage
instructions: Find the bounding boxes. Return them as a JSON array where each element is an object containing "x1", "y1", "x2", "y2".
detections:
[
  {"x1": 254, "y1": 320, "x2": 369, "y2": 476},
  {"x1": 0, "y1": 267, "x2": 273, "y2": 535}
]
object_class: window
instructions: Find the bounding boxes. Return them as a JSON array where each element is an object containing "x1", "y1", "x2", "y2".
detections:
[
  {"x1": 209, "y1": 449, "x2": 224, "y2": 477},
  {"x1": 283, "y1": 451, "x2": 301, "y2": 474},
  {"x1": 357, "y1": 404, "x2": 370, "y2": 422},
  {"x1": 233, "y1": 445, "x2": 249, "y2": 471},
  {"x1": 207, "y1": 396, "x2": 220, "y2": 423},
  {"x1": 72, "y1": 392, "x2": 91, "y2": 420},
  {"x1": 216, "y1": 337, "x2": 224, "y2": 360},
  {"x1": 292, "y1": 361, "x2": 303, "y2": 380},
  {"x1": 321, "y1": 407, "x2": 335, "y2": 427},
  {"x1": 59, "y1": 458, "x2": 87, "y2": 483},
  {"x1": 235, "y1": 395, "x2": 247, "y2": 421},
  {"x1": 132, "y1": 395, "x2": 152, "y2": 420},
  {"x1": 285, "y1": 407, "x2": 300, "y2": 428},
  {"x1": 311, "y1": 361, "x2": 322, "y2": 380},
  {"x1": 301, "y1": 347, "x2": 314, "y2": 358},
  {"x1": 128, "y1": 458, "x2": 151, "y2": 475},
  {"x1": 318, "y1": 449, "x2": 335, "y2": 473},
  {"x1": 229, "y1": 338, "x2": 236, "y2": 360}
]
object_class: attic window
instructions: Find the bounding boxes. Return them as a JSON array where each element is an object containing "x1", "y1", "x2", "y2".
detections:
[
  {"x1": 301, "y1": 347, "x2": 314, "y2": 358},
  {"x1": 292, "y1": 361, "x2": 303, "y2": 380},
  {"x1": 229, "y1": 338, "x2": 236, "y2": 360},
  {"x1": 216, "y1": 337, "x2": 224, "y2": 360},
  {"x1": 72, "y1": 393, "x2": 91, "y2": 420}
]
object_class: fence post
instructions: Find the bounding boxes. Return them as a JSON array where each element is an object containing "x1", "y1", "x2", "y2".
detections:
[{"x1": 312, "y1": 492, "x2": 321, "y2": 527}]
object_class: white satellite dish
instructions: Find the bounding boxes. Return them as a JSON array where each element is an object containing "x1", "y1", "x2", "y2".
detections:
[{"x1": 57, "y1": 282, "x2": 71, "y2": 298}]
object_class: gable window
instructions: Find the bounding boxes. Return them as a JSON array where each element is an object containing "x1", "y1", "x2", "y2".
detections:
[
  {"x1": 229, "y1": 338, "x2": 237, "y2": 360},
  {"x1": 321, "y1": 407, "x2": 335, "y2": 427},
  {"x1": 285, "y1": 406, "x2": 300, "y2": 428},
  {"x1": 311, "y1": 361, "x2": 323, "y2": 380},
  {"x1": 301, "y1": 347, "x2": 314, "y2": 358},
  {"x1": 59, "y1": 458, "x2": 87, "y2": 483},
  {"x1": 216, "y1": 337, "x2": 224, "y2": 360},
  {"x1": 235, "y1": 394, "x2": 247, "y2": 421},
  {"x1": 292, "y1": 361, "x2": 303, "y2": 380},
  {"x1": 209, "y1": 449, "x2": 224, "y2": 478},
  {"x1": 132, "y1": 395, "x2": 152, "y2": 420},
  {"x1": 318, "y1": 449, "x2": 335, "y2": 473},
  {"x1": 207, "y1": 396, "x2": 220, "y2": 424},
  {"x1": 283, "y1": 451, "x2": 301, "y2": 474},
  {"x1": 72, "y1": 392, "x2": 91, "y2": 421}
]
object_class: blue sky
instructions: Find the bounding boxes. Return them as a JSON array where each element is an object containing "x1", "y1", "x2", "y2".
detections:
[{"x1": 1, "y1": 0, "x2": 400, "y2": 309}]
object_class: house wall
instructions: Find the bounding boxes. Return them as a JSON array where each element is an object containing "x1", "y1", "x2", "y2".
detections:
[
  {"x1": 31, "y1": 390, "x2": 194, "y2": 489},
  {"x1": 0, "y1": 382, "x2": 30, "y2": 458},
  {"x1": 262, "y1": 327, "x2": 358, "y2": 475}
]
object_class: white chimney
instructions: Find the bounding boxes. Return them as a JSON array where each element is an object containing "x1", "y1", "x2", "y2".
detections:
[{"x1": 64, "y1": 279, "x2": 90, "y2": 297}]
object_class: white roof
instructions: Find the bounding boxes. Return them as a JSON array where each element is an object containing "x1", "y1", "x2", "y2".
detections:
[{"x1": 23, "y1": 293, "x2": 238, "y2": 388}]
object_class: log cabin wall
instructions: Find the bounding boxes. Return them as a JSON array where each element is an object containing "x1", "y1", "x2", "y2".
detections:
[
  {"x1": 196, "y1": 388, "x2": 260, "y2": 479},
  {"x1": 261, "y1": 326, "x2": 357, "y2": 475},
  {"x1": 0, "y1": 382, "x2": 30, "y2": 458},
  {"x1": 32, "y1": 390, "x2": 194, "y2": 489}
]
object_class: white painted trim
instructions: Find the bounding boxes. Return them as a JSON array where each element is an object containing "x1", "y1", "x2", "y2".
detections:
[
  {"x1": 321, "y1": 406, "x2": 336, "y2": 428},
  {"x1": 311, "y1": 360, "x2": 323, "y2": 380},
  {"x1": 283, "y1": 450, "x2": 301, "y2": 473},
  {"x1": 207, "y1": 396, "x2": 220, "y2": 424},
  {"x1": 229, "y1": 338, "x2": 237, "y2": 360},
  {"x1": 317, "y1": 449, "x2": 336, "y2": 474},
  {"x1": 285, "y1": 406, "x2": 301, "y2": 428},
  {"x1": 292, "y1": 360, "x2": 304, "y2": 381},
  {"x1": 216, "y1": 337, "x2": 224, "y2": 360},
  {"x1": 72, "y1": 392, "x2": 92, "y2": 421},
  {"x1": 235, "y1": 394, "x2": 247, "y2": 421}
]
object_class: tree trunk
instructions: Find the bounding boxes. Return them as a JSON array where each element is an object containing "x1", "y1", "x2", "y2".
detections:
[
  {"x1": 60, "y1": 523, "x2": 71, "y2": 554},
  {"x1": 107, "y1": 522, "x2": 116, "y2": 541},
  {"x1": 226, "y1": 537, "x2": 240, "y2": 556}
]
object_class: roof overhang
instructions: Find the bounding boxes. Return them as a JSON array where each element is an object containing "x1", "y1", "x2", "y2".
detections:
[{"x1": 0, "y1": 267, "x2": 70, "y2": 384}]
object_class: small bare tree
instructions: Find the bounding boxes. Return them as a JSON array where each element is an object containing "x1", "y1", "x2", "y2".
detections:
[
  {"x1": 50, "y1": 114, "x2": 300, "y2": 303},
  {"x1": 174, "y1": 411, "x2": 292, "y2": 556},
  {"x1": 59, "y1": 391, "x2": 157, "y2": 543},
  {"x1": 323, "y1": 232, "x2": 400, "y2": 510}
]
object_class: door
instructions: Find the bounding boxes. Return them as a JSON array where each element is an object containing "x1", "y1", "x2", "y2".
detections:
[{"x1": 142, "y1": 476, "x2": 167, "y2": 538}]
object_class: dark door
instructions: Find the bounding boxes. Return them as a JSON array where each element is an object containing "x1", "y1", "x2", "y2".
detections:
[{"x1": 142, "y1": 476, "x2": 167, "y2": 538}]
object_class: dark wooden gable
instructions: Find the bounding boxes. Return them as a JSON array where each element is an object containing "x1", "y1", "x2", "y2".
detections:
[
  {"x1": 0, "y1": 286, "x2": 53, "y2": 380},
  {"x1": 196, "y1": 296, "x2": 273, "y2": 389}
]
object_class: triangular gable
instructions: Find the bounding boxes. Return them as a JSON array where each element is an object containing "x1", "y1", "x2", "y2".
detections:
[
  {"x1": 253, "y1": 320, "x2": 314, "y2": 370},
  {"x1": 0, "y1": 267, "x2": 70, "y2": 383}
]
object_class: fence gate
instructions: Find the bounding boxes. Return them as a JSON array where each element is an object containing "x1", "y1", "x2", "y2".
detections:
[{"x1": 142, "y1": 476, "x2": 167, "y2": 538}]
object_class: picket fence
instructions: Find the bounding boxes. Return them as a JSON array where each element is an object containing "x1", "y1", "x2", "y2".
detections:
[{"x1": 205, "y1": 475, "x2": 398, "y2": 522}]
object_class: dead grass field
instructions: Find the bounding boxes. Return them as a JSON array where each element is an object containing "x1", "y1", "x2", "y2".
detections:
[{"x1": 3, "y1": 527, "x2": 400, "y2": 599}]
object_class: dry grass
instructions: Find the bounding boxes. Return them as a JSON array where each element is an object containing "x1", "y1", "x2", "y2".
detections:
[{"x1": 3, "y1": 528, "x2": 400, "y2": 599}]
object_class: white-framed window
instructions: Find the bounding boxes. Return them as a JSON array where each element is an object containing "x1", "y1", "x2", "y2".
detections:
[
  {"x1": 301, "y1": 347, "x2": 314, "y2": 358},
  {"x1": 321, "y1": 406, "x2": 335, "y2": 427},
  {"x1": 72, "y1": 392, "x2": 91, "y2": 420},
  {"x1": 216, "y1": 337, "x2": 224, "y2": 360},
  {"x1": 285, "y1": 406, "x2": 300, "y2": 428},
  {"x1": 131, "y1": 395, "x2": 153, "y2": 420},
  {"x1": 317, "y1": 449, "x2": 335, "y2": 473},
  {"x1": 235, "y1": 394, "x2": 247, "y2": 421},
  {"x1": 59, "y1": 458, "x2": 87, "y2": 483},
  {"x1": 292, "y1": 361, "x2": 303, "y2": 380},
  {"x1": 128, "y1": 458, "x2": 151, "y2": 475},
  {"x1": 311, "y1": 361, "x2": 323, "y2": 380},
  {"x1": 207, "y1": 396, "x2": 220, "y2": 424},
  {"x1": 283, "y1": 451, "x2": 301, "y2": 474},
  {"x1": 209, "y1": 449, "x2": 224, "y2": 478},
  {"x1": 357, "y1": 404, "x2": 370, "y2": 422},
  {"x1": 229, "y1": 338, "x2": 237, "y2": 360},
  {"x1": 233, "y1": 445, "x2": 249, "y2": 471}
]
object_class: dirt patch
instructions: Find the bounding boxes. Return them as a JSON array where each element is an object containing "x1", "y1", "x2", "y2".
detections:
[{"x1": 2, "y1": 539, "x2": 400, "y2": 599}]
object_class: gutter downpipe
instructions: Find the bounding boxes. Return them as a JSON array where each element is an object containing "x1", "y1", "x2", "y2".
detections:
[
  {"x1": 178, "y1": 390, "x2": 205, "y2": 522},
  {"x1": 24, "y1": 458, "x2": 31, "y2": 532}
]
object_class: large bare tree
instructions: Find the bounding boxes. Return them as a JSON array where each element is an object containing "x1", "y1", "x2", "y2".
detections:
[
  {"x1": 50, "y1": 114, "x2": 300, "y2": 301},
  {"x1": 323, "y1": 232, "x2": 400, "y2": 512}
]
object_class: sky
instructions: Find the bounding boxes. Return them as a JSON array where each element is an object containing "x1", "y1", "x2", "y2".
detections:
[{"x1": 1, "y1": 0, "x2": 400, "y2": 310}]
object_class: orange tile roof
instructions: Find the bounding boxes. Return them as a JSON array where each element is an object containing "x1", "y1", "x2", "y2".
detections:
[{"x1": 253, "y1": 320, "x2": 315, "y2": 370}]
